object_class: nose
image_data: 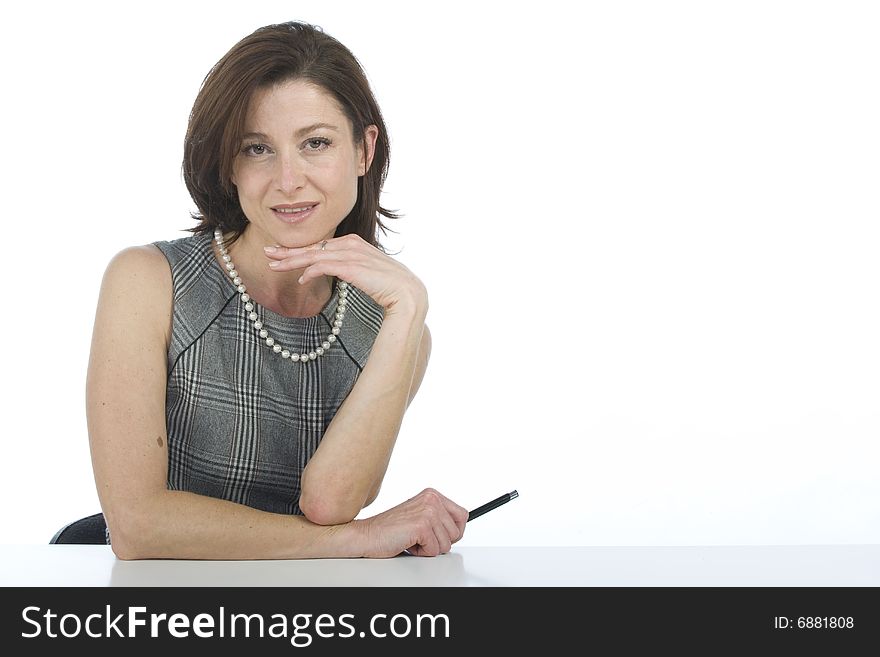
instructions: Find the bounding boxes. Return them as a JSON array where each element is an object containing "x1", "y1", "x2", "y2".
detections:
[{"x1": 276, "y1": 153, "x2": 306, "y2": 195}]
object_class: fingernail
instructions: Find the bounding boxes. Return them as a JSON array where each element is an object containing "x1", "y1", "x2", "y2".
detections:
[
  {"x1": 298, "y1": 276, "x2": 304, "y2": 284},
  {"x1": 268, "y1": 261, "x2": 279, "y2": 268},
  {"x1": 264, "y1": 246, "x2": 277, "y2": 253}
]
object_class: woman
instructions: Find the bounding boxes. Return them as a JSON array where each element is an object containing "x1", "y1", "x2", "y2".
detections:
[{"x1": 86, "y1": 21, "x2": 467, "y2": 560}]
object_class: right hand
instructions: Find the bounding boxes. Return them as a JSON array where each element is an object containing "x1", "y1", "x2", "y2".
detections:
[{"x1": 355, "y1": 488, "x2": 468, "y2": 558}]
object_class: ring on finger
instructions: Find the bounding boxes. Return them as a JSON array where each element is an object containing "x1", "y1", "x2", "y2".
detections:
[{"x1": 319, "y1": 240, "x2": 328, "y2": 251}]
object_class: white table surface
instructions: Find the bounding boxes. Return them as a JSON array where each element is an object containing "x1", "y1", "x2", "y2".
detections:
[{"x1": 1, "y1": 545, "x2": 877, "y2": 586}]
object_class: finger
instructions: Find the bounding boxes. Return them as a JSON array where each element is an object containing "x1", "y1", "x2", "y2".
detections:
[
  {"x1": 435, "y1": 515, "x2": 457, "y2": 552},
  {"x1": 266, "y1": 250, "x2": 379, "y2": 275},
  {"x1": 440, "y1": 497, "x2": 469, "y2": 538},
  {"x1": 263, "y1": 240, "x2": 338, "y2": 260},
  {"x1": 445, "y1": 513, "x2": 466, "y2": 544},
  {"x1": 427, "y1": 499, "x2": 461, "y2": 546},
  {"x1": 298, "y1": 260, "x2": 361, "y2": 286},
  {"x1": 420, "y1": 491, "x2": 455, "y2": 552},
  {"x1": 428, "y1": 524, "x2": 451, "y2": 556},
  {"x1": 264, "y1": 234, "x2": 375, "y2": 258},
  {"x1": 414, "y1": 524, "x2": 441, "y2": 557},
  {"x1": 266, "y1": 250, "x2": 347, "y2": 272}
]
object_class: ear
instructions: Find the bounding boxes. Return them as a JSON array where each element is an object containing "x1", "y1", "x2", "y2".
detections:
[{"x1": 359, "y1": 125, "x2": 379, "y2": 176}]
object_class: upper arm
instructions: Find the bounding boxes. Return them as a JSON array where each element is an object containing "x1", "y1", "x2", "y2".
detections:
[
  {"x1": 407, "y1": 323, "x2": 432, "y2": 406},
  {"x1": 86, "y1": 245, "x2": 173, "y2": 539}
]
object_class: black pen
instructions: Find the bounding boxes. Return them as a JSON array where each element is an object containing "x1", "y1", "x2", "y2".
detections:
[{"x1": 467, "y1": 490, "x2": 519, "y2": 522}]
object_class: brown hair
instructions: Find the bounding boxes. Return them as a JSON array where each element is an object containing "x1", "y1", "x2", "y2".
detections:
[{"x1": 183, "y1": 21, "x2": 397, "y2": 247}]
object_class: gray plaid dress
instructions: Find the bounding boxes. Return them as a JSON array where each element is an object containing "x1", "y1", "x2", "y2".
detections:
[{"x1": 153, "y1": 233, "x2": 384, "y2": 516}]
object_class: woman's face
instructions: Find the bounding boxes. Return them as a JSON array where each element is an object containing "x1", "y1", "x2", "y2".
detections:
[{"x1": 231, "y1": 79, "x2": 377, "y2": 248}]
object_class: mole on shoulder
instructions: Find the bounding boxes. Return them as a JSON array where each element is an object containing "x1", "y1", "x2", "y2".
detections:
[{"x1": 157, "y1": 436, "x2": 164, "y2": 447}]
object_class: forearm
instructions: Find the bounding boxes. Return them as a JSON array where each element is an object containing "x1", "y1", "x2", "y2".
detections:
[
  {"x1": 107, "y1": 489, "x2": 364, "y2": 560},
  {"x1": 300, "y1": 306, "x2": 426, "y2": 524}
]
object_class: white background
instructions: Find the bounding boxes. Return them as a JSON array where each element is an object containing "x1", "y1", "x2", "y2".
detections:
[{"x1": 0, "y1": 0, "x2": 877, "y2": 547}]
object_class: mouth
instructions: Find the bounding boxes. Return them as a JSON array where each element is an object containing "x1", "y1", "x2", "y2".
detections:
[{"x1": 271, "y1": 203, "x2": 318, "y2": 223}]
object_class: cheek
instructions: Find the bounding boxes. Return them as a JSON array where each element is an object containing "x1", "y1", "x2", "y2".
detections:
[
  {"x1": 318, "y1": 165, "x2": 359, "y2": 199},
  {"x1": 230, "y1": 160, "x2": 246, "y2": 188},
  {"x1": 339, "y1": 172, "x2": 360, "y2": 207},
  {"x1": 232, "y1": 170, "x2": 264, "y2": 203}
]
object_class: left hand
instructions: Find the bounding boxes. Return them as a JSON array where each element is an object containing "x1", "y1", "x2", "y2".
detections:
[{"x1": 264, "y1": 233, "x2": 427, "y2": 317}]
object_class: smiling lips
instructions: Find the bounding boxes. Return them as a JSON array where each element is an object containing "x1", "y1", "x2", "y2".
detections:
[{"x1": 271, "y1": 202, "x2": 318, "y2": 222}]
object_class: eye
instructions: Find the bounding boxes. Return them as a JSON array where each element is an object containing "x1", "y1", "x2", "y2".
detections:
[
  {"x1": 304, "y1": 137, "x2": 331, "y2": 151},
  {"x1": 242, "y1": 143, "x2": 271, "y2": 156}
]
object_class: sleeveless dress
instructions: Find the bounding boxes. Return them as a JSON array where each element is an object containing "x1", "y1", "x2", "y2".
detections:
[{"x1": 153, "y1": 232, "x2": 385, "y2": 516}]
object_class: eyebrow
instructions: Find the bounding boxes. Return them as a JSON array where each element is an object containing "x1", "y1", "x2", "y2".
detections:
[{"x1": 240, "y1": 123, "x2": 340, "y2": 141}]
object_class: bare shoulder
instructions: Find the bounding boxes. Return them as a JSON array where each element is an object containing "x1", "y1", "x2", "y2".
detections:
[
  {"x1": 103, "y1": 244, "x2": 170, "y2": 284},
  {"x1": 96, "y1": 244, "x2": 173, "y2": 343}
]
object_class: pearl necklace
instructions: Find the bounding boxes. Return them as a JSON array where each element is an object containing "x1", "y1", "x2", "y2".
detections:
[{"x1": 214, "y1": 228, "x2": 348, "y2": 362}]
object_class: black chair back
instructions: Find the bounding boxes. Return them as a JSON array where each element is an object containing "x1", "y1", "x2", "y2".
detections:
[{"x1": 50, "y1": 513, "x2": 107, "y2": 544}]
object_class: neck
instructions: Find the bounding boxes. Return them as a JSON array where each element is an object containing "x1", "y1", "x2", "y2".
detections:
[{"x1": 217, "y1": 227, "x2": 333, "y2": 318}]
